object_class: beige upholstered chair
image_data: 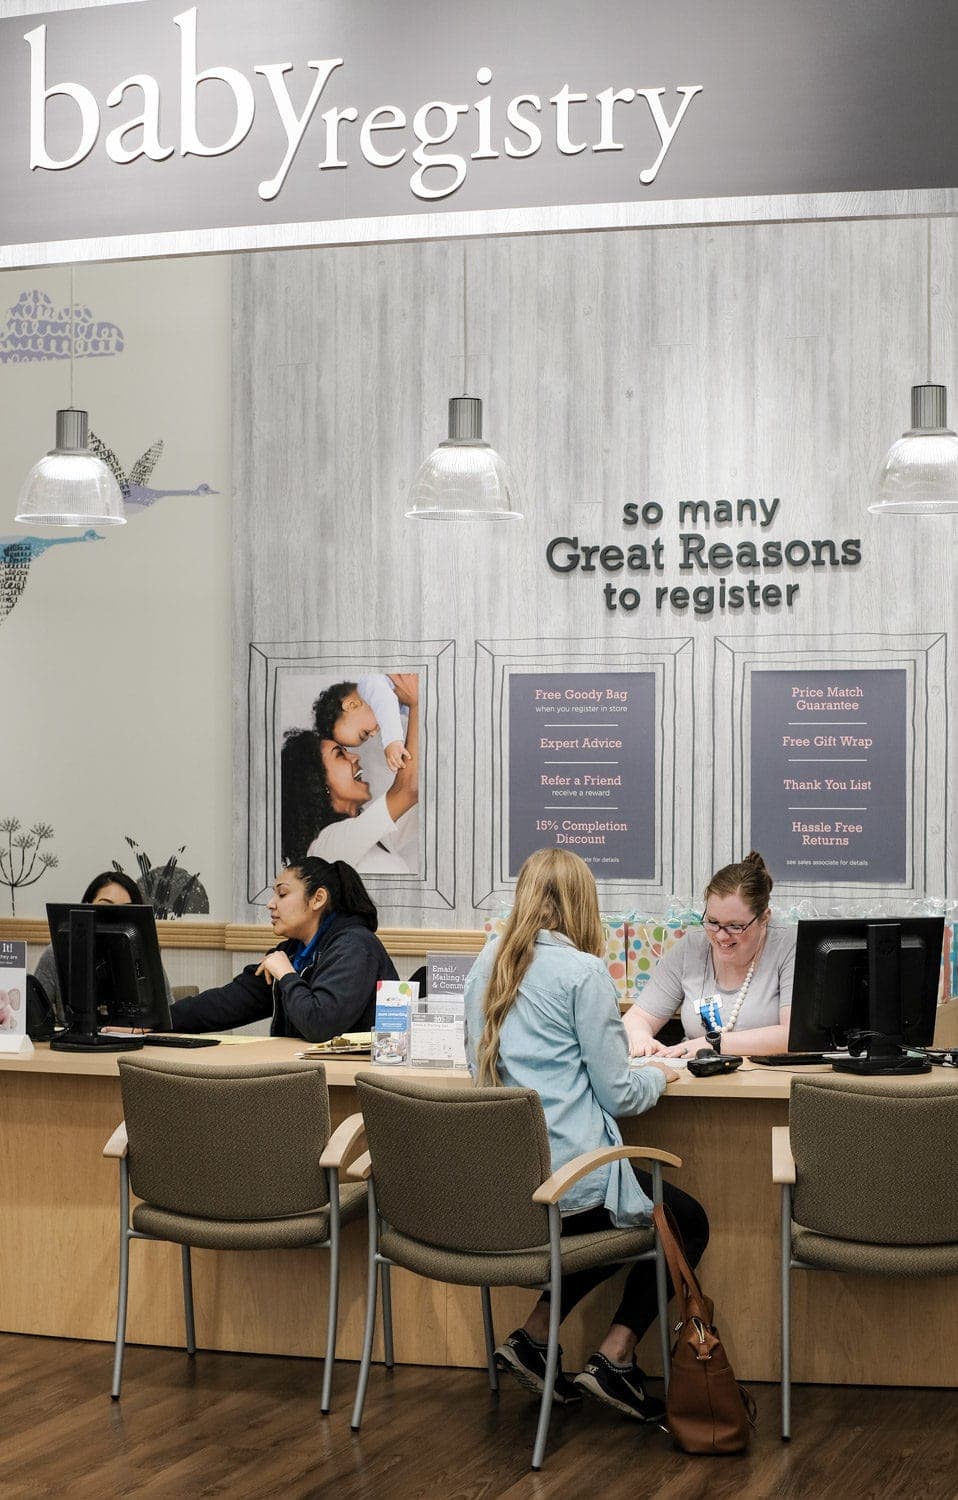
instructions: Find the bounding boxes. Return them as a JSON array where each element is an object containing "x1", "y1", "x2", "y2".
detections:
[
  {"x1": 347, "y1": 1070, "x2": 681, "y2": 1471},
  {"x1": 169, "y1": 984, "x2": 200, "y2": 1001},
  {"x1": 773, "y1": 1072, "x2": 958, "y2": 1439},
  {"x1": 103, "y1": 1055, "x2": 366, "y2": 1411}
]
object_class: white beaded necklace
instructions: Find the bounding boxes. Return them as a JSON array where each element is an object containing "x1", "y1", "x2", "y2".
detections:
[
  {"x1": 709, "y1": 929, "x2": 766, "y2": 1033},
  {"x1": 717, "y1": 957, "x2": 756, "y2": 1033}
]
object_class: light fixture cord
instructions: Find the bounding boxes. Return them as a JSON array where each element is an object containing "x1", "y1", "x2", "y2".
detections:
[
  {"x1": 70, "y1": 263, "x2": 76, "y2": 409},
  {"x1": 462, "y1": 238, "x2": 468, "y2": 395},
  {"x1": 926, "y1": 216, "x2": 932, "y2": 385}
]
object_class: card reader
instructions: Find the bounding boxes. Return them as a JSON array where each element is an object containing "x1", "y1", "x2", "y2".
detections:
[{"x1": 687, "y1": 1050, "x2": 744, "y2": 1078}]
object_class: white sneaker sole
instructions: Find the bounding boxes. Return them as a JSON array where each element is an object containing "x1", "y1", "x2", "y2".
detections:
[{"x1": 494, "y1": 1345, "x2": 581, "y2": 1405}]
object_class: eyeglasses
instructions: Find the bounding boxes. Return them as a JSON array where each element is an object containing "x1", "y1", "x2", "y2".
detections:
[{"x1": 702, "y1": 914, "x2": 759, "y2": 937}]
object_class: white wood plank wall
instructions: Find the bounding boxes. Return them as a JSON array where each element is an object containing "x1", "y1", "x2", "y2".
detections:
[{"x1": 233, "y1": 219, "x2": 957, "y2": 925}]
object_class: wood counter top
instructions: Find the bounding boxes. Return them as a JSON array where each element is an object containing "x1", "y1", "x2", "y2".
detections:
[{"x1": 6, "y1": 1038, "x2": 955, "y2": 1099}]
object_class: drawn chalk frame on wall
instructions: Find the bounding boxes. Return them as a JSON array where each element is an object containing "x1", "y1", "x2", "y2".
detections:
[
  {"x1": 473, "y1": 637, "x2": 694, "y2": 909},
  {"x1": 711, "y1": 633, "x2": 947, "y2": 899},
  {"x1": 247, "y1": 639, "x2": 455, "y2": 911}
]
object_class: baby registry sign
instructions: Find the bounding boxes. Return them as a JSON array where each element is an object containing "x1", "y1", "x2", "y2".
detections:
[
  {"x1": 0, "y1": 940, "x2": 32, "y2": 1055},
  {"x1": 750, "y1": 669, "x2": 907, "y2": 883},
  {"x1": 2, "y1": 0, "x2": 956, "y2": 265},
  {"x1": 508, "y1": 672, "x2": 655, "y2": 879}
]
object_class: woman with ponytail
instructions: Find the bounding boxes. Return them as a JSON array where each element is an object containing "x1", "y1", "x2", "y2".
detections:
[
  {"x1": 463, "y1": 848, "x2": 708, "y2": 1423},
  {"x1": 170, "y1": 858, "x2": 396, "y2": 1041}
]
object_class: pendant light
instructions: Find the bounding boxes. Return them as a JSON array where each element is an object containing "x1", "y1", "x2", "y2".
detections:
[
  {"x1": 870, "y1": 219, "x2": 958, "y2": 515},
  {"x1": 15, "y1": 268, "x2": 125, "y2": 528},
  {"x1": 406, "y1": 242, "x2": 522, "y2": 522}
]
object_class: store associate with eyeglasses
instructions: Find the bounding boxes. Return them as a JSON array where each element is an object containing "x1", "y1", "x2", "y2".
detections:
[{"x1": 623, "y1": 851, "x2": 795, "y2": 1059}]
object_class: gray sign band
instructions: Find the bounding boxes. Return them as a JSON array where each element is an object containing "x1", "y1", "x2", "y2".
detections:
[{"x1": 1, "y1": 0, "x2": 956, "y2": 265}]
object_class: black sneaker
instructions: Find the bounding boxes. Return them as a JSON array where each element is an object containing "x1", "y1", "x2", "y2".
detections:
[
  {"x1": 494, "y1": 1328, "x2": 582, "y2": 1405},
  {"x1": 573, "y1": 1352, "x2": 666, "y2": 1422}
]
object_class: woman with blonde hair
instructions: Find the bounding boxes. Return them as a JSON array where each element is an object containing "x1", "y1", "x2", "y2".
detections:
[{"x1": 463, "y1": 848, "x2": 708, "y2": 1423}]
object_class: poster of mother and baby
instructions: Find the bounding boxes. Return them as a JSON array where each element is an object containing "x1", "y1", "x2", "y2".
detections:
[{"x1": 279, "y1": 670, "x2": 420, "y2": 876}]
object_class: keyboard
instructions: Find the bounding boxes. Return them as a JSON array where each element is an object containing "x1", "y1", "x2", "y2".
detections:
[
  {"x1": 747, "y1": 1051, "x2": 829, "y2": 1066},
  {"x1": 139, "y1": 1034, "x2": 222, "y2": 1049}
]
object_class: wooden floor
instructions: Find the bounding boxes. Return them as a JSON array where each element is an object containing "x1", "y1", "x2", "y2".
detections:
[{"x1": 1, "y1": 1333, "x2": 955, "y2": 1500}]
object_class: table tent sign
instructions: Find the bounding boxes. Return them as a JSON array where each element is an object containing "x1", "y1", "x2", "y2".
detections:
[{"x1": 0, "y1": 941, "x2": 33, "y2": 1057}]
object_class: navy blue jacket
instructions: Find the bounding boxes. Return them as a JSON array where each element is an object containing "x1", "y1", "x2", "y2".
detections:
[{"x1": 170, "y1": 913, "x2": 397, "y2": 1042}]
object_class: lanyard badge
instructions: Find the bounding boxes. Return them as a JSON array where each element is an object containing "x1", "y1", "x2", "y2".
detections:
[{"x1": 698, "y1": 995, "x2": 724, "y2": 1032}]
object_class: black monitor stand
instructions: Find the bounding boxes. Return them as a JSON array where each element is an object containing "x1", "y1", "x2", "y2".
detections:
[
  {"x1": 832, "y1": 922, "x2": 931, "y2": 1076},
  {"x1": 50, "y1": 908, "x2": 144, "y2": 1054}
]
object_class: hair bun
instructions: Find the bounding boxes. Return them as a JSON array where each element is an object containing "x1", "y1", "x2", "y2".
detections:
[{"x1": 704, "y1": 850, "x2": 773, "y2": 912}]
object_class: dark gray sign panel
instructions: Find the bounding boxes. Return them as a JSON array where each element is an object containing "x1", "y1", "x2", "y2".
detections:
[
  {"x1": 750, "y1": 669, "x2": 908, "y2": 884},
  {"x1": 1, "y1": 0, "x2": 957, "y2": 258},
  {"x1": 508, "y1": 671, "x2": 655, "y2": 879}
]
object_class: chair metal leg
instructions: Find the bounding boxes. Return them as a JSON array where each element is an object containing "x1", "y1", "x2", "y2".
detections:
[
  {"x1": 181, "y1": 1245, "x2": 196, "y2": 1356},
  {"x1": 531, "y1": 1206, "x2": 562, "y2": 1471},
  {"x1": 381, "y1": 1259, "x2": 395, "y2": 1370},
  {"x1": 480, "y1": 1286, "x2": 499, "y2": 1392},
  {"x1": 111, "y1": 1160, "x2": 131, "y2": 1399},
  {"x1": 321, "y1": 1175, "x2": 341, "y2": 1414},
  {"x1": 651, "y1": 1162, "x2": 671, "y2": 1392},
  {"x1": 351, "y1": 1184, "x2": 380, "y2": 1431},
  {"x1": 781, "y1": 1184, "x2": 792, "y2": 1441}
]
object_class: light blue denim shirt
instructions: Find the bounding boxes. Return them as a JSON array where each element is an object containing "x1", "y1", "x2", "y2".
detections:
[{"x1": 463, "y1": 931, "x2": 667, "y2": 1226}]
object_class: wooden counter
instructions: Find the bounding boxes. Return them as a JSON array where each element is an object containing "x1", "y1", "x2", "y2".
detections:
[{"x1": 2, "y1": 1043, "x2": 956, "y2": 1387}]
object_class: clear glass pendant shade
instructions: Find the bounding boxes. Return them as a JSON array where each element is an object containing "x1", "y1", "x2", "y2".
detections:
[
  {"x1": 870, "y1": 384, "x2": 958, "y2": 515},
  {"x1": 406, "y1": 397, "x2": 523, "y2": 521},
  {"x1": 16, "y1": 409, "x2": 125, "y2": 527}
]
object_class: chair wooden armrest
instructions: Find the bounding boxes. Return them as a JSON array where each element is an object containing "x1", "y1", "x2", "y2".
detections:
[
  {"x1": 103, "y1": 1122, "x2": 128, "y2": 1159},
  {"x1": 771, "y1": 1126, "x2": 796, "y2": 1184},
  {"x1": 346, "y1": 1150, "x2": 373, "y2": 1182},
  {"x1": 320, "y1": 1112, "x2": 367, "y2": 1171},
  {"x1": 533, "y1": 1145, "x2": 682, "y2": 1205}
]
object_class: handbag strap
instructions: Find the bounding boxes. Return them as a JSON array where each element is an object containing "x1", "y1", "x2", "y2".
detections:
[{"x1": 653, "y1": 1202, "x2": 709, "y2": 1322}]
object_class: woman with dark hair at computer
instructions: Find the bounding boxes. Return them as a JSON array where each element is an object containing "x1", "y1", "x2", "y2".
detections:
[
  {"x1": 32, "y1": 870, "x2": 175, "y2": 1024},
  {"x1": 170, "y1": 857, "x2": 397, "y2": 1042},
  {"x1": 80, "y1": 870, "x2": 143, "y2": 905},
  {"x1": 623, "y1": 851, "x2": 795, "y2": 1058}
]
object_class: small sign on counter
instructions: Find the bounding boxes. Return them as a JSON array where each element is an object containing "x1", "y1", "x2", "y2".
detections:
[
  {"x1": 0, "y1": 941, "x2": 33, "y2": 1057},
  {"x1": 408, "y1": 954, "x2": 473, "y2": 1070},
  {"x1": 372, "y1": 978, "x2": 418, "y2": 1066}
]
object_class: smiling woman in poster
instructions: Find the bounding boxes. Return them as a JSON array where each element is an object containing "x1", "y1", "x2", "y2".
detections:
[
  {"x1": 281, "y1": 680, "x2": 419, "y2": 875},
  {"x1": 623, "y1": 851, "x2": 795, "y2": 1058}
]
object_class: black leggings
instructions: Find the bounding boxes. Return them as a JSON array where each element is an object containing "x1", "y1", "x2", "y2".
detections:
[{"x1": 539, "y1": 1172, "x2": 709, "y2": 1340}]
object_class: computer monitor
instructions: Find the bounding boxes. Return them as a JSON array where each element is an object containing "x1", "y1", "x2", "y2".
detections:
[
  {"x1": 47, "y1": 902, "x2": 171, "y2": 1051},
  {"x1": 788, "y1": 917, "x2": 943, "y2": 1075}
]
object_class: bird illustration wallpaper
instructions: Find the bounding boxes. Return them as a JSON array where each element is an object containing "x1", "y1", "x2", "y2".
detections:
[{"x1": 0, "y1": 257, "x2": 232, "y2": 916}]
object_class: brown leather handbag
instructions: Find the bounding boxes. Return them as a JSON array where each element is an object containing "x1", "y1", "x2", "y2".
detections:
[{"x1": 653, "y1": 1204, "x2": 755, "y2": 1454}]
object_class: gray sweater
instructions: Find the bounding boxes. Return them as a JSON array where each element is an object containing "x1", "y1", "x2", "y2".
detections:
[{"x1": 636, "y1": 924, "x2": 796, "y2": 1040}]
